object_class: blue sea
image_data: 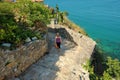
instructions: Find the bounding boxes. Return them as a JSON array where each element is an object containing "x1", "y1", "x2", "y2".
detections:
[{"x1": 44, "y1": 0, "x2": 120, "y2": 59}]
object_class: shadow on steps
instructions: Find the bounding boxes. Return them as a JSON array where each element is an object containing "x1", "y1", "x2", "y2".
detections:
[
  {"x1": 48, "y1": 27, "x2": 77, "y2": 45},
  {"x1": 18, "y1": 27, "x2": 77, "y2": 80}
]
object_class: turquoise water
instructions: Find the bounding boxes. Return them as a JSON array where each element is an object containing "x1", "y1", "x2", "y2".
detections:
[{"x1": 44, "y1": 0, "x2": 120, "y2": 59}]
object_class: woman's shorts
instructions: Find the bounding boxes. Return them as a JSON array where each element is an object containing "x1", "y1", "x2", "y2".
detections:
[{"x1": 56, "y1": 42, "x2": 61, "y2": 48}]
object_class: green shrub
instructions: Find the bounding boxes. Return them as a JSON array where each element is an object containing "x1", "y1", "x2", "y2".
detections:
[
  {"x1": 0, "y1": 1, "x2": 50, "y2": 48},
  {"x1": 105, "y1": 57, "x2": 120, "y2": 79},
  {"x1": 101, "y1": 71, "x2": 112, "y2": 80},
  {"x1": 86, "y1": 47, "x2": 120, "y2": 80},
  {"x1": 83, "y1": 60, "x2": 99, "y2": 80}
]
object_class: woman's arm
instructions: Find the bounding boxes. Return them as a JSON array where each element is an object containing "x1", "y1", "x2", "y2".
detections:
[
  {"x1": 60, "y1": 37, "x2": 62, "y2": 43},
  {"x1": 55, "y1": 37, "x2": 57, "y2": 43}
]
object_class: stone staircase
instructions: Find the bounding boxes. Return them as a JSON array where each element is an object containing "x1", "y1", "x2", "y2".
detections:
[
  {"x1": 12, "y1": 25, "x2": 96, "y2": 80},
  {"x1": 18, "y1": 32, "x2": 89, "y2": 80}
]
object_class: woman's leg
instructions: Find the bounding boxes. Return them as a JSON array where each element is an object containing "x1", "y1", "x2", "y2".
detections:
[{"x1": 57, "y1": 42, "x2": 61, "y2": 52}]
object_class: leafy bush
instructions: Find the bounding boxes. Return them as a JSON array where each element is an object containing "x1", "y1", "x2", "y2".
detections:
[
  {"x1": 103, "y1": 57, "x2": 120, "y2": 80},
  {"x1": 85, "y1": 46, "x2": 120, "y2": 80},
  {"x1": 13, "y1": 0, "x2": 51, "y2": 27},
  {"x1": 83, "y1": 60, "x2": 99, "y2": 80},
  {"x1": 0, "y1": 1, "x2": 51, "y2": 48}
]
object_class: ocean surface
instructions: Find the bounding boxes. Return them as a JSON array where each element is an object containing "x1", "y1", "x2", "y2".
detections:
[{"x1": 44, "y1": 0, "x2": 120, "y2": 59}]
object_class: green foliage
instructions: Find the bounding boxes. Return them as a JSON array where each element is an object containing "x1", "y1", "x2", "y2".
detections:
[
  {"x1": 98, "y1": 57, "x2": 120, "y2": 80},
  {"x1": 0, "y1": 1, "x2": 50, "y2": 48},
  {"x1": 86, "y1": 47, "x2": 120, "y2": 80},
  {"x1": 0, "y1": 29, "x2": 5, "y2": 41},
  {"x1": 12, "y1": 0, "x2": 51, "y2": 26},
  {"x1": 0, "y1": 24, "x2": 35, "y2": 46},
  {"x1": 101, "y1": 71, "x2": 112, "y2": 80},
  {"x1": 0, "y1": 1, "x2": 51, "y2": 25},
  {"x1": 63, "y1": 11, "x2": 69, "y2": 16},
  {"x1": 105, "y1": 57, "x2": 120, "y2": 79},
  {"x1": 83, "y1": 60, "x2": 99, "y2": 80},
  {"x1": 55, "y1": 4, "x2": 59, "y2": 13}
]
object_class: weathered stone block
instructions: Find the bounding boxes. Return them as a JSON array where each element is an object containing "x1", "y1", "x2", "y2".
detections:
[
  {"x1": 31, "y1": 37, "x2": 38, "y2": 41},
  {"x1": 25, "y1": 37, "x2": 31, "y2": 43},
  {"x1": 1, "y1": 43, "x2": 11, "y2": 47}
]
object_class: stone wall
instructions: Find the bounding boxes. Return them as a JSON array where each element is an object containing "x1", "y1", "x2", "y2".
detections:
[{"x1": 0, "y1": 39, "x2": 48, "y2": 80}]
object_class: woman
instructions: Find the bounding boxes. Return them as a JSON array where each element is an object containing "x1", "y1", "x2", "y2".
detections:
[{"x1": 55, "y1": 33, "x2": 62, "y2": 50}]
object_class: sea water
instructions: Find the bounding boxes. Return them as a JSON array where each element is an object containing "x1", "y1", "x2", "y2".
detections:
[{"x1": 44, "y1": 0, "x2": 120, "y2": 60}]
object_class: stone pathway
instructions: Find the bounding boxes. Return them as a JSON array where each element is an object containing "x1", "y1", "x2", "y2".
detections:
[
  {"x1": 16, "y1": 24, "x2": 96, "y2": 80},
  {"x1": 17, "y1": 31, "x2": 90, "y2": 80}
]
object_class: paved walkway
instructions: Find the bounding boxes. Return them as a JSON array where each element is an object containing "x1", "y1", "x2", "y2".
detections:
[{"x1": 18, "y1": 31, "x2": 89, "y2": 80}]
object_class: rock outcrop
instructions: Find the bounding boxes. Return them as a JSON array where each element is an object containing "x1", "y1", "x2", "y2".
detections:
[{"x1": 18, "y1": 24, "x2": 96, "y2": 80}]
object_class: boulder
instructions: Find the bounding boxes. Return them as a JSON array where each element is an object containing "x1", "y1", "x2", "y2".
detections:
[
  {"x1": 2, "y1": 43, "x2": 11, "y2": 48},
  {"x1": 31, "y1": 37, "x2": 37, "y2": 41},
  {"x1": 25, "y1": 37, "x2": 31, "y2": 43}
]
